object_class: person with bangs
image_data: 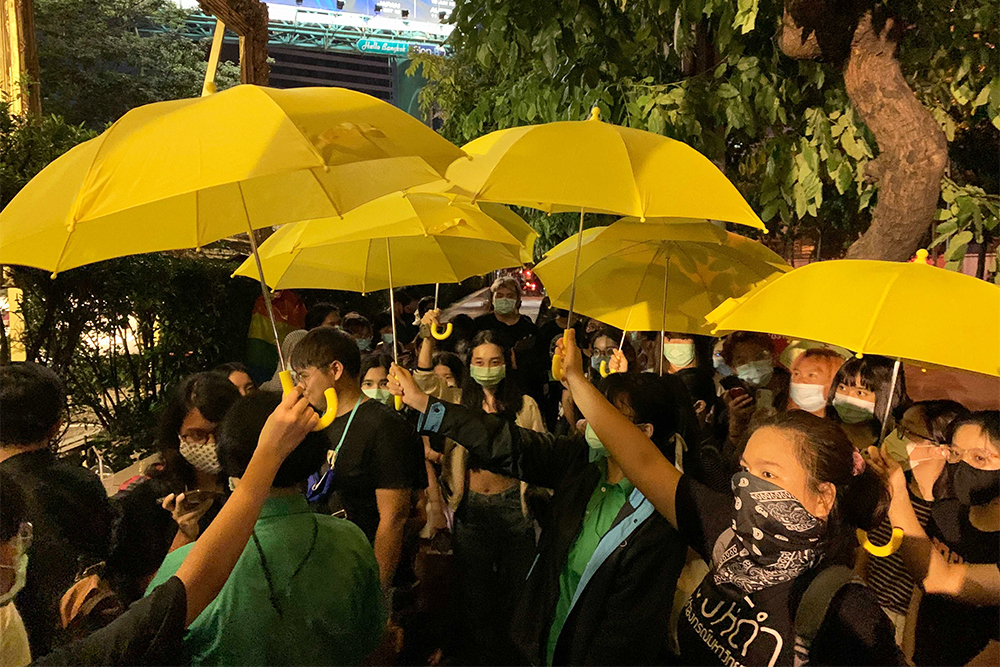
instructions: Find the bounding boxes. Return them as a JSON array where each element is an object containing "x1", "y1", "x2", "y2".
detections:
[
  {"x1": 719, "y1": 332, "x2": 790, "y2": 446},
  {"x1": 870, "y1": 410, "x2": 1000, "y2": 666},
  {"x1": 388, "y1": 366, "x2": 687, "y2": 666},
  {"x1": 827, "y1": 355, "x2": 909, "y2": 451},
  {"x1": 786, "y1": 348, "x2": 845, "y2": 418},
  {"x1": 859, "y1": 400, "x2": 968, "y2": 643},
  {"x1": 528, "y1": 331, "x2": 902, "y2": 666}
]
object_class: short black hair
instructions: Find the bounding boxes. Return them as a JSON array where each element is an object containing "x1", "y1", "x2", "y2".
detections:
[
  {"x1": 0, "y1": 362, "x2": 66, "y2": 446},
  {"x1": 599, "y1": 373, "x2": 681, "y2": 460},
  {"x1": 360, "y1": 353, "x2": 392, "y2": 380},
  {"x1": 947, "y1": 410, "x2": 1000, "y2": 448},
  {"x1": 721, "y1": 331, "x2": 773, "y2": 366},
  {"x1": 305, "y1": 302, "x2": 341, "y2": 330},
  {"x1": 830, "y1": 355, "x2": 909, "y2": 427},
  {"x1": 908, "y1": 400, "x2": 968, "y2": 445},
  {"x1": 341, "y1": 313, "x2": 372, "y2": 337},
  {"x1": 417, "y1": 296, "x2": 436, "y2": 318},
  {"x1": 290, "y1": 326, "x2": 362, "y2": 378},
  {"x1": 432, "y1": 351, "x2": 464, "y2": 381},
  {"x1": 372, "y1": 311, "x2": 394, "y2": 333},
  {"x1": 0, "y1": 469, "x2": 28, "y2": 542},
  {"x1": 212, "y1": 361, "x2": 252, "y2": 378},
  {"x1": 216, "y1": 391, "x2": 328, "y2": 488}
]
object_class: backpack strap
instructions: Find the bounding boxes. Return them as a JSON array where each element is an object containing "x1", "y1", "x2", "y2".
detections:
[{"x1": 793, "y1": 565, "x2": 863, "y2": 667}]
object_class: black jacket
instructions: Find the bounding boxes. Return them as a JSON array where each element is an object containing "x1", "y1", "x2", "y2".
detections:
[
  {"x1": 417, "y1": 399, "x2": 687, "y2": 665},
  {"x1": 0, "y1": 449, "x2": 113, "y2": 656}
]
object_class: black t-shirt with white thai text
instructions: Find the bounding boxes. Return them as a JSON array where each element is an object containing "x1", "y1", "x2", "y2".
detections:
[{"x1": 673, "y1": 476, "x2": 901, "y2": 666}]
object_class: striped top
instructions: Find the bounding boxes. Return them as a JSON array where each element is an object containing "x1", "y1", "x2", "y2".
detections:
[{"x1": 866, "y1": 492, "x2": 934, "y2": 615}]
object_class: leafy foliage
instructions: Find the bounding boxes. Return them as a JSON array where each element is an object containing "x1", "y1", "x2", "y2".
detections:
[
  {"x1": 34, "y1": 0, "x2": 240, "y2": 129},
  {"x1": 411, "y1": 0, "x2": 998, "y2": 264}
]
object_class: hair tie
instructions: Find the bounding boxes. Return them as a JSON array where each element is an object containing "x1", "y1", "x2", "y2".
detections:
[{"x1": 852, "y1": 450, "x2": 866, "y2": 476}]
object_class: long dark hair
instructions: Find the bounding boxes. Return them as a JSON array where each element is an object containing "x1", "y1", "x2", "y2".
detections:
[
  {"x1": 753, "y1": 410, "x2": 890, "y2": 564},
  {"x1": 460, "y1": 330, "x2": 525, "y2": 422},
  {"x1": 153, "y1": 372, "x2": 240, "y2": 491}
]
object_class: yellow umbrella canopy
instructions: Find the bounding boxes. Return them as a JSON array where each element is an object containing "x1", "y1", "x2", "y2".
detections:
[
  {"x1": 0, "y1": 85, "x2": 465, "y2": 274},
  {"x1": 534, "y1": 220, "x2": 789, "y2": 335},
  {"x1": 439, "y1": 109, "x2": 765, "y2": 231},
  {"x1": 232, "y1": 192, "x2": 537, "y2": 291},
  {"x1": 706, "y1": 251, "x2": 1000, "y2": 377}
]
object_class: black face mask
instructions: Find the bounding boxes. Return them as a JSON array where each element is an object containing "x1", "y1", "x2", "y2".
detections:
[{"x1": 950, "y1": 462, "x2": 1000, "y2": 507}]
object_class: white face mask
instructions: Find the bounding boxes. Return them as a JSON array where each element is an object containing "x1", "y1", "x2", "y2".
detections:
[
  {"x1": 663, "y1": 342, "x2": 696, "y2": 369},
  {"x1": 179, "y1": 438, "x2": 221, "y2": 475},
  {"x1": 789, "y1": 382, "x2": 828, "y2": 413}
]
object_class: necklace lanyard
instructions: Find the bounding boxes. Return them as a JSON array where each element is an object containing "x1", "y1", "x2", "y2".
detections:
[{"x1": 333, "y1": 399, "x2": 361, "y2": 460}]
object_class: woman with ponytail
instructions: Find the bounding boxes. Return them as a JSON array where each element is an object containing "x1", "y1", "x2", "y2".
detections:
[{"x1": 539, "y1": 330, "x2": 902, "y2": 666}]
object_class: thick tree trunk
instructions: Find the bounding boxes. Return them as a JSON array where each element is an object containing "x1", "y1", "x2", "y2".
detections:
[
  {"x1": 198, "y1": 0, "x2": 270, "y2": 85},
  {"x1": 779, "y1": 4, "x2": 948, "y2": 261}
]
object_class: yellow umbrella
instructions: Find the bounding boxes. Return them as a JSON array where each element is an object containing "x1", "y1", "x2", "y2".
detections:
[
  {"x1": 0, "y1": 85, "x2": 464, "y2": 275},
  {"x1": 233, "y1": 193, "x2": 536, "y2": 407},
  {"x1": 428, "y1": 107, "x2": 765, "y2": 377},
  {"x1": 706, "y1": 250, "x2": 1000, "y2": 378},
  {"x1": 534, "y1": 220, "x2": 789, "y2": 373}
]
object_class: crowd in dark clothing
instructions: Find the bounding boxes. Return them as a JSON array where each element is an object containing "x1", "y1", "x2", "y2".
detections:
[{"x1": 1, "y1": 278, "x2": 998, "y2": 667}]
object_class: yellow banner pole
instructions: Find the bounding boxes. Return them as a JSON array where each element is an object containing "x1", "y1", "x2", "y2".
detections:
[{"x1": 201, "y1": 20, "x2": 226, "y2": 97}]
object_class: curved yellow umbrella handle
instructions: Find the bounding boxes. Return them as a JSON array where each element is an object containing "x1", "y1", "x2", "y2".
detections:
[
  {"x1": 598, "y1": 361, "x2": 620, "y2": 378},
  {"x1": 388, "y1": 373, "x2": 404, "y2": 411},
  {"x1": 857, "y1": 527, "x2": 903, "y2": 557},
  {"x1": 552, "y1": 353, "x2": 564, "y2": 381},
  {"x1": 279, "y1": 370, "x2": 337, "y2": 431},
  {"x1": 431, "y1": 322, "x2": 452, "y2": 340}
]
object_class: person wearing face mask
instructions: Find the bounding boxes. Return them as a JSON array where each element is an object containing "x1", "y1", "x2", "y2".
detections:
[
  {"x1": 858, "y1": 400, "x2": 967, "y2": 643},
  {"x1": 719, "y1": 332, "x2": 789, "y2": 445},
  {"x1": 827, "y1": 355, "x2": 909, "y2": 451},
  {"x1": 474, "y1": 278, "x2": 544, "y2": 402},
  {"x1": 411, "y1": 323, "x2": 545, "y2": 664},
  {"x1": 388, "y1": 367, "x2": 686, "y2": 666},
  {"x1": 1, "y1": 470, "x2": 32, "y2": 667},
  {"x1": 0, "y1": 363, "x2": 113, "y2": 657},
  {"x1": 661, "y1": 332, "x2": 713, "y2": 377},
  {"x1": 340, "y1": 313, "x2": 375, "y2": 353},
  {"x1": 360, "y1": 355, "x2": 395, "y2": 406},
  {"x1": 584, "y1": 329, "x2": 620, "y2": 381},
  {"x1": 547, "y1": 330, "x2": 903, "y2": 666},
  {"x1": 787, "y1": 348, "x2": 845, "y2": 418},
  {"x1": 870, "y1": 411, "x2": 1000, "y2": 666}
]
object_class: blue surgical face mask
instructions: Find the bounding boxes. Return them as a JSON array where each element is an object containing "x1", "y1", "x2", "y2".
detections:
[
  {"x1": 381, "y1": 333, "x2": 394, "y2": 347},
  {"x1": 713, "y1": 351, "x2": 733, "y2": 378},
  {"x1": 584, "y1": 423, "x2": 609, "y2": 462},
  {"x1": 735, "y1": 359, "x2": 773, "y2": 388},
  {"x1": 356, "y1": 337, "x2": 371, "y2": 352}
]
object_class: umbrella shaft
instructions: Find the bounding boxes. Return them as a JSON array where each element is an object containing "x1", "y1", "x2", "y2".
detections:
[
  {"x1": 879, "y1": 358, "x2": 901, "y2": 441},
  {"x1": 566, "y1": 209, "x2": 586, "y2": 328},
  {"x1": 245, "y1": 224, "x2": 286, "y2": 371},
  {"x1": 386, "y1": 239, "x2": 399, "y2": 366},
  {"x1": 659, "y1": 256, "x2": 670, "y2": 376},
  {"x1": 434, "y1": 283, "x2": 440, "y2": 310}
]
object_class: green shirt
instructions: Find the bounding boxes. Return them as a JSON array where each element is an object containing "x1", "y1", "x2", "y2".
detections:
[
  {"x1": 147, "y1": 494, "x2": 385, "y2": 666},
  {"x1": 545, "y1": 462, "x2": 634, "y2": 665}
]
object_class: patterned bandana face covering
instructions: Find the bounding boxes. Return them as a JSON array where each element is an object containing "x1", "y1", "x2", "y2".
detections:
[
  {"x1": 711, "y1": 472, "x2": 825, "y2": 595},
  {"x1": 179, "y1": 437, "x2": 222, "y2": 475}
]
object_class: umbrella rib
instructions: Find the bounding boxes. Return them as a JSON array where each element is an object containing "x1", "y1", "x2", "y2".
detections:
[
  {"x1": 255, "y1": 88, "x2": 329, "y2": 168},
  {"x1": 677, "y1": 242, "x2": 713, "y2": 297},
  {"x1": 627, "y1": 243, "x2": 667, "y2": 325}
]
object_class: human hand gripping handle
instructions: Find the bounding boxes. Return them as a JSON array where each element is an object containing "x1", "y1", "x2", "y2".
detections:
[
  {"x1": 556, "y1": 329, "x2": 684, "y2": 528},
  {"x1": 857, "y1": 443, "x2": 905, "y2": 557},
  {"x1": 280, "y1": 369, "x2": 336, "y2": 430},
  {"x1": 423, "y1": 308, "x2": 451, "y2": 340},
  {"x1": 387, "y1": 364, "x2": 430, "y2": 414}
]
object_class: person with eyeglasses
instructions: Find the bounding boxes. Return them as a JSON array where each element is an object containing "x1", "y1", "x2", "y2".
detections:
[
  {"x1": 858, "y1": 400, "x2": 968, "y2": 644},
  {"x1": 1, "y1": 470, "x2": 33, "y2": 666},
  {"x1": 0, "y1": 363, "x2": 113, "y2": 657},
  {"x1": 145, "y1": 391, "x2": 385, "y2": 665},
  {"x1": 869, "y1": 410, "x2": 1000, "y2": 666}
]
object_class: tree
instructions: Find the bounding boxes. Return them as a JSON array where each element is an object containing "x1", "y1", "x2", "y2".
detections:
[
  {"x1": 34, "y1": 0, "x2": 239, "y2": 128},
  {"x1": 410, "y1": 0, "x2": 998, "y2": 266}
]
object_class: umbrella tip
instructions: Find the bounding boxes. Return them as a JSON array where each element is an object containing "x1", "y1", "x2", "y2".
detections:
[
  {"x1": 855, "y1": 352, "x2": 864, "y2": 359},
  {"x1": 915, "y1": 248, "x2": 929, "y2": 263},
  {"x1": 762, "y1": 227, "x2": 769, "y2": 234},
  {"x1": 589, "y1": 106, "x2": 601, "y2": 121},
  {"x1": 50, "y1": 272, "x2": 58, "y2": 279}
]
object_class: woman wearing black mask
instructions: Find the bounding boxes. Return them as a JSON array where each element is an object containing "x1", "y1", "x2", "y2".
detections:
[{"x1": 869, "y1": 410, "x2": 1000, "y2": 666}]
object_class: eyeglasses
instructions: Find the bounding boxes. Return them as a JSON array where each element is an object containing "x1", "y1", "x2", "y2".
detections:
[
  {"x1": 179, "y1": 430, "x2": 215, "y2": 446},
  {"x1": 942, "y1": 446, "x2": 1000, "y2": 470},
  {"x1": 895, "y1": 424, "x2": 940, "y2": 445}
]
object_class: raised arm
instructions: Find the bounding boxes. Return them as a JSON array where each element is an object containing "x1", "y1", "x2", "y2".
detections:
[
  {"x1": 389, "y1": 364, "x2": 585, "y2": 489},
  {"x1": 174, "y1": 388, "x2": 318, "y2": 624},
  {"x1": 869, "y1": 445, "x2": 1000, "y2": 606},
  {"x1": 556, "y1": 330, "x2": 683, "y2": 528}
]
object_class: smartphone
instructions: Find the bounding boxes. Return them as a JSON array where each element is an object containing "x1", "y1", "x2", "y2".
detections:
[
  {"x1": 729, "y1": 386, "x2": 748, "y2": 400},
  {"x1": 179, "y1": 489, "x2": 220, "y2": 513}
]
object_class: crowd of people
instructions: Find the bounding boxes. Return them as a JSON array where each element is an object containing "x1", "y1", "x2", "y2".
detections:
[{"x1": 0, "y1": 276, "x2": 997, "y2": 666}]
